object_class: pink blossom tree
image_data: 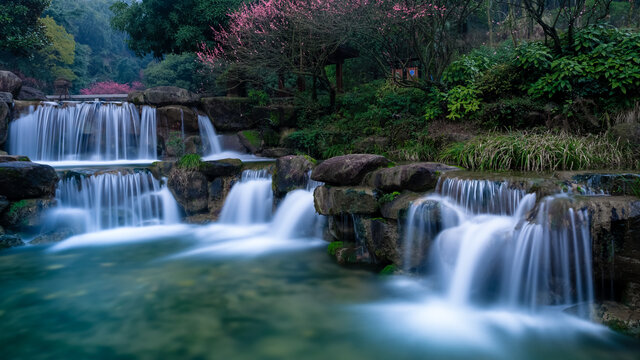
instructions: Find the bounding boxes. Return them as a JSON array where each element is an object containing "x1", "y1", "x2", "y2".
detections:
[{"x1": 79, "y1": 81, "x2": 145, "y2": 95}]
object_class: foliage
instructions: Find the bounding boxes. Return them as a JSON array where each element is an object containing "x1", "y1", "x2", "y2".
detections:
[
  {"x1": 111, "y1": 0, "x2": 244, "y2": 58},
  {"x1": 379, "y1": 264, "x2": 398, "y2": 275},
  {"x1": 0, "y1": 0, "x2": 50, "y2": 55},
  {"x1": 327, "y1": 241, "x2": 344, "y2": 256},
  {"x1": 378, "y1": 192, "x2": 401, "y2": 205},
  {"x1": 444, "y1": 86, "x2": 481, "y2": 121},
  {"x1": 475, "y1": 63, "x2": 521, "y2": 101},
  {"x1": 167, "y1": 131, "x2": 186, "y2": 158},
  {"x1": 79, "y1": 81, "x2": 143, "y2": 95},
  {"x1": 176, "y1": 154, "x2": 203, "y2": 170},
  {"x1": 39, "y1": 16, "x2": 76, "y2": 79},
  {"x1": 441, "y1": 131, "x2": 633, "y2": 172},
  {"x1": 248, "y1": 89, "x2": 269, "y2": 106},
  {"x1": 476, "y1": 97, "x2": 547, "y2": 129},
  {"x1": 143, "y1": 53, "x2": 206, "y2": 92}
]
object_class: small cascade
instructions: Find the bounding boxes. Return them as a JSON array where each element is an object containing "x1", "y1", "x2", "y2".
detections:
[
  {"x1": 270, "y1": 190, "x2": 323, "y2": 239},
  {"x1": 198, "y1": 114, "x2": 222, "y2": 156},
  {"x1": 8, "y1": 102, "x2": 159, "y2": 162},
  {"x1": 219, "y1": 169, "x2": 273, "y2": 224},
  {"x1": 437, "y1": 177, "x2": 525, "y2": 215},
  {"x1": 47, "y1": 170, "x2": 180, "y2": 233},
  {"x1": 404, "y1": 176, "x2": 594, "y2": 316},
  {"x1": 304, "y1": 170, "x2": 323, "y2": 192}
]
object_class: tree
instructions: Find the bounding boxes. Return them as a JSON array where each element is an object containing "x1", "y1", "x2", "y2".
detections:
[
  {"x1": 110, "y1": 0, "x2": 245, "y2": 58},
  {"x1": 0, "y1": 0, "x2": 51, "y2": 55},
  {"x1": 505, "y1": 0, "x2": 613, "y2": 53}
]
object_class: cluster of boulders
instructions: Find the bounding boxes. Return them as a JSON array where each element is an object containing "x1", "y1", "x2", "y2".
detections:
[{"x1": 0, "y1": 156, "x2": 58, "y2": 249}]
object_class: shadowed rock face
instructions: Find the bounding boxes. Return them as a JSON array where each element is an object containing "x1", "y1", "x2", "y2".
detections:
[
  {"x1": 273, "y1": 156, "x2": 314, "y2": 199},
  {"x1": 0, "y1": 71, "x2": 22, "y2": 97},
  {"x1": 142, "y1": 86, "x2": 200, "y2": 106},
  {"x1": 0, "y1": 101, "x2": 8, "y2": 146},
  {"x1": 314, "y1": 186, "x2": 379, "y2": 216},
  {"x1": 311, "y1": 154, "x2": 390, "y2": 186},
  {"x1": 16, "y1": 86, "x2": 46, "y2": 101},
  {"x1": 365, "y1": 162, "x2": 460, "y2": 192},
  {"x1": 0, "y1": 161, "x2": 58, "y2": 200}
]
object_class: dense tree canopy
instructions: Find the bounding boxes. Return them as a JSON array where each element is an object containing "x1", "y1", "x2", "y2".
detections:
[
  {"x1": 0, "y1": 0, "x2": 51, "y2": 55},
  {"x1": 110, "y1": 0, "x2": 245, "y2": 58}
]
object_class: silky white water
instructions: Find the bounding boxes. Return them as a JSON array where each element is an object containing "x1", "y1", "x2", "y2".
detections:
[
  {"x1": 218, "y1": 169, "x2": 274, "y2": 224},
  {"x1": 9, "y1": 102, "x2": 159, "y2": 162},
  {"x1": 197, "y1": 114, "x2": 223, "y2": 156}
]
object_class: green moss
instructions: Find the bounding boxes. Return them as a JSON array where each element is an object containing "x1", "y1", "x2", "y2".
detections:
[
  {"x1": 302, "y1": 155, "x2": 317, "y2": 165},
  {"x1": 240, "y1": 130, "x2": 262, "y2": 149},
  {"x1": 7, "y1": 200, "x2": 28, "y2": 217},
  {"x1": 327, "y1": 241, "x2": 344, "y2": 256},
  {"x1": 378, "y1": 191, "x2": 401, "y2": 205},
  {"x1": 379, "y1": 264, "x2": 397, "y2": 275},
  {"x1": 176, "y1": 154, "x2": 202, "y2": 170}
]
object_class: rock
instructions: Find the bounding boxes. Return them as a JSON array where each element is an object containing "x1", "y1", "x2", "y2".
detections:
[
  {"x1": 273, "y1": 155, "x2": 314, "y2": 199},
  {"x1": 184, "y1": 214, "x2": 216, "y2": 224},
  {"x1": 127, "y1": 91, "x2": 145, "y2": 105},
  {"x1": 358, "y1": 217, "x2": 400, "y2": 264},
  {"x1": 149, "y1": 161, "x2": 174, "y2": 179},
  {"x1": 0, "y1": 101, "x2": 8, "y2": 146},
  {"x1": 12, "y1": 100, "x2": 40, "y2": 117},
  {"x1": 238, "y1": 130, "x2": 262, "y2": 154},
  {"x1": 167, "y1": 167, "x2": 209, "y2": 215},
  {"x1": 0, "y1": 92, "x2": 13, "y2": 103},
  {"x1": 1, "y1": 198, "x2": 55, "y2": 231},
  {"x1": 208, "y1": 176, "x2": 238, "y2": 217},
  {"x1": 184, "y1": 135, "x2": 202, "y2": 154},
  {"x1": 0, "y1": 195, "x2": 8, "y2": 214},
  {"x1": 314, "y1": 186, "x2": 379, "y2": 216},
  {"x1": 596, "y1": 301, "x2": 640, "y2": 338},
  {"x1": 0, "y1": 162, "x2": 58, "y2": 200},
  {"x1": 157, "y1": 105, "x2": 199, "y2": 134},
  {"x1": 220, "y1": 133, "x2": 247, "y2": 153},
  {"x1": 30, "y1": 228, "x2": 74, "y2": 245},
  {"x1": 261, "y1": 147, "x2": 294, "y2": 158},
  {"x1": 380, "y1": 191, "x2": 423, "y2": 220},
  {"x1": 200, "y1": 159, "x2": 243, "y2": 180},
  {"x1": 0, "y1": 155, "x2": 30, "y2": 162},
  {"x1": 143, "y1": 86, "x2": 199, "y2": 106},
  {"x1": 200, "y1": 97, "x2": 262, "y2": 131},
  {"x1": 0, "y1": 71, "x2": 22, "y2": 97},
  {"x1": 326, "y1": 216, "x2": 356, "y2": 242},
  {"x1": 311, "y1": 154, "x2": 390, "y2": 186},
  {"x1": 354, "y1": 136, "x2": 390, "y2": 153},
  {"x1": 0, "y1": 234, "x2": 24, "y2": 250},
  {"x1": 16, "y1": 86, "x2": 46, "y2": 101},
  {"x1": 365, "y1": 162, "x2": 459, "y2": 192}
]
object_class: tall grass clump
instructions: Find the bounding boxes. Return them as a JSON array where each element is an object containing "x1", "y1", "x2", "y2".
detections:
[
  {"x1": 441, "y1": 131, "x2": 634, "y2": 172},
  {"x1": 176, "y1": 154, "x2": 202, "y2": 170}
]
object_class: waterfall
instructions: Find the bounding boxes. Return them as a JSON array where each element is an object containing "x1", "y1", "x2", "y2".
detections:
[
  {"x1": 219, "y1": 169, "x2": 273, "y2": 224},
  {"x1": 437, "y1": 177, "x2": 526, "y2": 215},
  {"x1": 270, "y1": 189, "x2": 324, "y2": 239},
  {"x1": 198, "y1": 114, "x2": 222, "y2": 156},
  {"x1": 404, "y1": 177, "x2": 594, "y2": 316},
  {"x1": 8, "y1": 102, "x2": 158, "y2": 162},
  {"x1": 47, "y1": 170, "x2": 180, "y2": 233}
]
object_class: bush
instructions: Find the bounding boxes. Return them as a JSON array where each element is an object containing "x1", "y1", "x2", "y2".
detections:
[
  {"x1": 176, "y1": 153, "x2": 202, "y2": 169},
  {"x1": 444, "y1": 86, "x2": 481, "y2": 121},
  {"x1": 475, "y1": 63, "x2": 522, "y2": 101},
  {"x1": 441, "y1": 131, "x2": 633, "y2": 172},
  {"x1": 476, "y1": 98, "x2": 547, "y2": 129}
]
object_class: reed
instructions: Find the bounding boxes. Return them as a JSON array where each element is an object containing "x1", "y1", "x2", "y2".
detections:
[{"x1": 440, "y1": 131, "x2": 634, "y2": 172}]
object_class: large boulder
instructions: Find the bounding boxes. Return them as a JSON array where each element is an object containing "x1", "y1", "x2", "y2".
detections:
[
  {"x1": 167, "y1": 167, "x2": 209, "y2": 215},
  {"x1": 199, "y1": 159, "x2": 242, "y2": 180},
  {"x1": 311, "y1": 154, "x2": 390, "y2": 186},
  {"x1": 0, "y1": 92, "x2": 13, "y2": 103},
  {"x1": 0, "y1": 161, "x2": 58, "y2": 200},
  {"x1": 365, "y1": 162, "x2": 459, "y2": 192},
  {"x1": 127, "y1": 91, "x2": 145, "y2": 105},
  {"x1": 0, "y1": 71, "x2": 22, "y2": 97},
  {"x1": 1, "y1": 198, "x2": 56, "y2": 231},
  {"x1": 149, "y1": 161, "x2": 174, "y2": 179},
  {"x1": 237, "y1": 130, "x2": 262, "y2": 154},
  {"x1": 208, "y1": 176, "x2": 238, "y2": 218},
  {"x1": 380, "y1": 191, "x2": 423, "y2": 220},
  {"x1": 200, "y1": 97, "x2": 262, "y2": 131},
  {"x1": 273, "y1": 155, "x2": 315, "y2": 199},
  {"x1": 143, "y1": 86, "x2": 199, "y2": 106},
  {"x1": 156, "y1": 106, "x2": 199, "y2": 134},
  {"x1": 358, "y1": 217, "x2": 400, "y2": 264},
  {"x1": 314, "y1": 186, "x2": 379, "y2": 216},
  {"x1": 0, "y1": 101, "x2": 8, "y2": 146},
  {"x1": 184, "y1": 135, "x2": 202, "y2": 154},
  {"x1": 16, "y1": 86, "x2": 46, "y2": 101}
]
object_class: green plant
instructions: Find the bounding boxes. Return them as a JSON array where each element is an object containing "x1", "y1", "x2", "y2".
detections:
[
  {"x1": 378, "y1": 192, "x2": 401, "y2": 205},
  {"x1": 475, "y1": 63, "x2": 521, "y2": 101},
  {"x1": 166, "y1": 131, "x2": 185, "y2": 158},
  {"x1": 248, "y1": 89, "x2": 269, "y2": 106},
  {"x1": 327, "y1": 241, "x2": 344, "y2": 256},
  {"x1": 444, "y1": 86, "x2": 481, "y2": 121},
  {"x1": 476, "y1": 97, "x2": 546, "y2": 129},
  {"x1": 176, "y1": 153, "x2": 202, "y2": 169},
  {"x1": 441, "y1": 131, "x2": 633, "y2": 172},
  {"x1": 379, "y1": 264, "x2": 397, "y2": 275}
]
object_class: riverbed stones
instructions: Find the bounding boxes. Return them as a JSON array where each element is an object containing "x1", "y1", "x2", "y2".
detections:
[
  {"x1": 365, "y1": 162, "x2": 459, "y2": 192},
  {"x1": 273, "y1": 155, "x2": 314, "y2": 199},
  {"x1": 311, "y1": 154, "x2": 390, "y2": 186},
  {"x1": 143, "y1": 86, "x2": 199, "y2": 106},
  {"x1": 0, "y1": 234, "x2": 24, "y2": 249},
  {"x1": 0, "y1": 161, "x2": 58, "y2": 200},
  {"x1": 0, "y1": 71, "x2": 22, "y2": 97},
  {"x1": 314, "y1": 186, "x2": 379, "y2": 216}
]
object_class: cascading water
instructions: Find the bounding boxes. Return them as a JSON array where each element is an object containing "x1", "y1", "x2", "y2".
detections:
[
  {"x1": 8, "y1": 102, "x2": 158, "y2": 162},
  {"x1": 218, "y1": 169, "x2": 273, "y2": 224},
  {"x1": 46, "y1": 170, "x2": 180, "y2": 233},
  {"x1": 197, "y1": 114, "x2": 222, "y2": 156},
  {"x1": 404, "y1": 178, "x2": 594, "y2": 317}
]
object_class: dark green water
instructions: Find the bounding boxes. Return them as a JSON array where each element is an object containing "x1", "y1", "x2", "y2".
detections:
[{"x1": 0, "y1": 234, "x2": 638, "y2": 360}]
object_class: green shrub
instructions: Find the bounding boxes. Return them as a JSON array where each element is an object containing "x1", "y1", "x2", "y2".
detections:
[
  {"x1": 475, "y1": 63, "x2": 522, "y2": 101},
  {"x1": 378, "y1": 191, "x2": 401, "y2": 205},
  {"x1": 476, "y1": 98, "x2": 547, "y2": 129},
  {"x1": 444, "y1": 86, "x2": 481, "y2": 121},
  {"x1": 248, "y1": 89, "x2": 269, "y2": 106},
  {"x1": 327, "y1": 241, "x2": 344, "y2": 256},
  {"x1": 441, "y1": 131, "x2": 633, "y2": 172}
]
